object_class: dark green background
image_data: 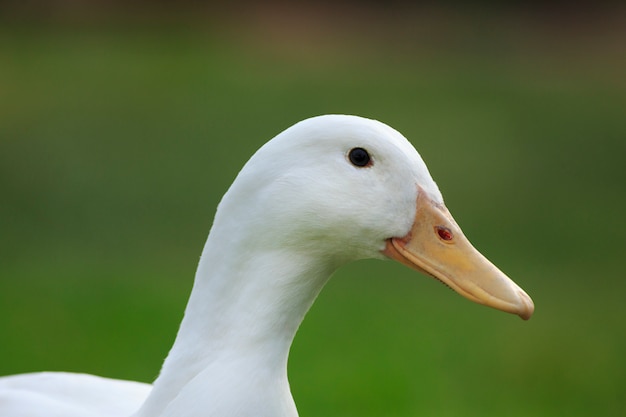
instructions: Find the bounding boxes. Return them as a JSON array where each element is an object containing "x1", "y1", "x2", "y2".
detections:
[{"x1": 1, "y1": 5, "x2": 625, "y2": 416}]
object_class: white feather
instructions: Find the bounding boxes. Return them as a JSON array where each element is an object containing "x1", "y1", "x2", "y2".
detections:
[{"x1": 0, "y1": 115, "x2": 442, "y2": 417}]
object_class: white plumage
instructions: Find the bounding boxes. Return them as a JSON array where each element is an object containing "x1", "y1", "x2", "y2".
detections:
[{"x1": 0, "y1": 115, "x2": 533, "y2": 417}]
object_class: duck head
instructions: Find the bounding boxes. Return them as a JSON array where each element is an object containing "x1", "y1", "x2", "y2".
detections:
[{"x1": 216, "y1": 114, "x2": 534, "y2": 320}]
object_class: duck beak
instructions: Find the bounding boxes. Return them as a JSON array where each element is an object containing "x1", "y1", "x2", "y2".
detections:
[{"x1": 382, "y1": 188, "x2": 534, "y2": 320}]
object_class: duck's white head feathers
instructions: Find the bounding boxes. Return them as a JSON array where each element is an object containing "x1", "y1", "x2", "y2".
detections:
[{"x1": 213, "y1": 114, "x2": 443, "y2": 264}]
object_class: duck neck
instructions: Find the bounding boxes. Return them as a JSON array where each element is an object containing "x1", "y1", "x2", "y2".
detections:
[{"x1": 134, "y1": 229, "x2": 338, "y2": 417}]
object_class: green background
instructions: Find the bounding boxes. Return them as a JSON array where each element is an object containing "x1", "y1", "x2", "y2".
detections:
[{"x1": 1, "y1": 5, "x2": 625, "y2": 416}]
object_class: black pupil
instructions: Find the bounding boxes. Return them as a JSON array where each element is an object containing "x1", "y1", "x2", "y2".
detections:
[{"x1": 349, "y1": 148, "x2": 370, "y2": 167}]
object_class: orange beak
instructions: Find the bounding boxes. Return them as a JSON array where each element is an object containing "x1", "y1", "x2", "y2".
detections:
[{"x1": 383, "y1": 188, "x2": 534, "y2": 320}]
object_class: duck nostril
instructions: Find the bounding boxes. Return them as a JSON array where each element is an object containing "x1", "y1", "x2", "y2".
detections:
[{"x1": 436, "y1": 226, "x2": 454, "y2": 241}]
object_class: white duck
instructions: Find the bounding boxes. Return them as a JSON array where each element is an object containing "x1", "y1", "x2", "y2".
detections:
[{"x1": 0, "y1": 115, "x2": 534, "y2": 417}]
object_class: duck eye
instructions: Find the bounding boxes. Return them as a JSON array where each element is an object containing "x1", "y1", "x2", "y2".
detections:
[{"x1": 348, "y1": 147, "x2": 371, "y2": 167}]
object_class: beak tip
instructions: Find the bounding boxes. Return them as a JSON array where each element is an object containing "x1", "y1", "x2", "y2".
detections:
[
  {"x1": 518, "y1": 311, "x2": 532, "y2": 321},
  {"x1": 515, "y1": 289, "x2": 535, "y2": 321}
]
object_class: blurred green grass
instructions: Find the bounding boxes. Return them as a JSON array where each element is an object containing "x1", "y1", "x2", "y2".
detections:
[{"x1": 1, "y1": 18, "x2": 625, "y2": 417}]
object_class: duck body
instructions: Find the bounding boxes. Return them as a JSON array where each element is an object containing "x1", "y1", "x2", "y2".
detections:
[
  {"x1": 0, "y1": 115, "x2": 533, "y2": 417},
  {"x1": 0, "y1": 372, "x2": 149, "y2": 416}
]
